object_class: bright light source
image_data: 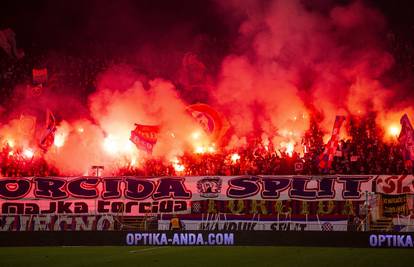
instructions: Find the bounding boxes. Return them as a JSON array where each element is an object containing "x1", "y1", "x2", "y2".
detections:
[
  {"x1": 103, "y1": 136, "x2": 118, "y2": 154},
  {"x1": 191, "y1": 131, "x2": 201, "y2": 140},
  {"x1": 195, "y1": 146, "x2": 205, "y2": 154},
  {"x1": 54, "y1": 134, "x2": 66, "y2": 148},
  {"x1": 388, "y1": 125, "x2": 400, "y2": 137},
  {"x1": 207, "y1": 145, "x2": 216, "y2": 153},
  {"x1": 231, "y1": 153, "x2": 240, "y2": 163},
  {"x1": 23, "y1": 148, "x2": 34, "y2": 158},
  {"x1": 173, "y1": 163, "x2": 185, "y2": 172},
  {"x1": 130, "y1": 157, "x2": 137, "y2": 166},
  {"x1": 286, "y1": 142, "x2": 294, "y2": 156},
  {"x1": 280, "y1": 142, "x2": 294, "y2": 157},
  {"x1": 170, "y1": 157, "x2": 185, "y2": 172},
  {"x1": 7, "y1": 139, "x2": 15, "y2": 148},
  {"x1": 122, "y1": 140, "x2": 134, "y2": 153}
]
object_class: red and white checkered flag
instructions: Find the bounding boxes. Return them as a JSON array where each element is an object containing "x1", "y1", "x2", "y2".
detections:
[
  {"x1": 321, "y1": 222, "x2": 334, "y2": 231},
  {"x1": 191, "y1": 201, "x2": 202, "y2": 213}
]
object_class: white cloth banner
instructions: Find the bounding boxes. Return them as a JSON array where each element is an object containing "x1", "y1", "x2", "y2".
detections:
[
  {"x1": 158, "y1": 219, "x2": 348, "y2": 231},
  {"x1": 376, "y1": 175, "x2": 414, "y2": 195},
  {"x1": 0, "y1": 176, "x2": 375, "y2": 215}
]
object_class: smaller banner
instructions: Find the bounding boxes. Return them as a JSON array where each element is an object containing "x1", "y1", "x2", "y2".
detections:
[
  {"x1": 0, "y1": 215, "x2": 116, "y2": 231},
  {"x1": 382, "y1": 194, "x2": 408, "y2": 217},
  {"x1": 130, "y1": 124, "x2": 159, "y2": 154},
  {"x1": 158, "y1": 219, "x2": 348, "y2": 232},
  {"x1": 32, "y1": 68, "x2": 48, "y2": 84}
]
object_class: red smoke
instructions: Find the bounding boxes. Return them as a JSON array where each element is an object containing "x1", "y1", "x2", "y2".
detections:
[{"x1": 0, "y1": 0, "x2": 413, "y2": 175}]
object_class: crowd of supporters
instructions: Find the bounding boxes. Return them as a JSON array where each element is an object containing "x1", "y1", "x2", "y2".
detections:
[
  {"x1": 115, "y1": 114, "x2": 412, "y2": 177},
  {"x1": 0, "y1": 35, "x2": 412, "y2": 178},
  {"x1": 116, "y1": 137, "x2": 408, "y2": 177},
  {"x1": 0, "y1": 127, "x2": 410, "y2": 178},
  {"x1": 0, "y1": 145, "x2": 59, "y2": 177}
]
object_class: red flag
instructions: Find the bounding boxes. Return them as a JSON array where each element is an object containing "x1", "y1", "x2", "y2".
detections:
[
  {"x1": 38, "y1": 109, "x2": 57, "y2": 152},
  {"x1": 186, "y1": 103, "x2": 230, "y2": 142},
  {"x1": 130, "y1": 124, "x2": 160, "y2": 154},
  {"x1": 319, "y1": 116, "x2": 346, "y2": 169},
  {"x1": 398, "y1": 114, "x2": 414, "y2": 168}
]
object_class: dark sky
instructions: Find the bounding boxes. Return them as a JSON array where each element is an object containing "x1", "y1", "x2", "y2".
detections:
[
  {"x1": 1, "y1": 0, "x2": 413, "y2": 53},
  {"x1": 1, "y1": 0, "x2": 414, "y2": 117},
  {"x1": 1, "y1": 0, "x2": 414, "y2": 84},
  {"x1": 1, "y1": 0, "x2": 236, "y2": 56}
]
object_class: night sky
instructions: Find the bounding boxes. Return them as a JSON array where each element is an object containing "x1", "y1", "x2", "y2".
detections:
[
  {"x1": 1, "y1": 0, "x2": 413, "y2": 56},
  {"x1": 1, "y1": 0, "x2": 414, "y2": 102}
]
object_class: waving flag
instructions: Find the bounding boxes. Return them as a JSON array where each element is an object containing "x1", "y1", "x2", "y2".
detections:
[
  {"x1": 186, "y1": 103, "x2": 230, "y2": 142},
  {"x1": 130, "y1": 124, "x2": 160, "y2": 154},
  {"x1": 319, "y1": 116, "x2": 346, "y2": 169},
  {"x1": 38, "y1": 110, "x2": 57, "y2": 152},
  {"x1": 0, "y1": 28, "x2": 24, "y2": 59},
  {"x1": 18, "y1": 114, "x2": 37, "y2": 137},
  {"x1": 398, "y1": 114, "x2": 414, "y2": 168}
]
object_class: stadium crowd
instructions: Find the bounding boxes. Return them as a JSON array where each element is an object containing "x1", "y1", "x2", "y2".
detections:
[
  {"x1": 0, "y1": 121, "x2": 409, "y2": 178},
  {"x1": 116, "y1": 136, "x2": 407, "y2": 177},
  {"x1": 0, "y1": 30, "x2": 412, "y2": 178}
]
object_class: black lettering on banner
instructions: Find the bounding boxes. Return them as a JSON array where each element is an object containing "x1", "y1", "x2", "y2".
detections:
[
  {"x1": 98, "y1": 200, "x2": 110, "y2": 213},
  {"x1": 41, "y1": 202, "x2": 57, "y2": 214},
  {"x1": 138, "y1": 202, "x2": 152, "y2": 213},
  {"x1": 25, "y1": 203, "x2": 40, "y2": 214},
  {"x1": 317, "y1": 177, "x2": 336, "y2": 198},
  {"x1": 102, "y1": 178, "x2": 123, "y2": 199},
  {"x1": 0, "y1": 179, "x2": 31, "y2": 199},
  {"x1": 153, "y1": 178, "x2": 191, "y2": 200},
  {"x1": 67, "y1": 177, "x2": 99, "y2": 198},
  {"x1": 289, "y1": 178, "x2": 317, "y2": 199},
  {"x1": 338, "y1": 176, "x2": 370, "y2": 199},
  {"x1": 57, "y1": 201, "x2": 72, "y2": 213},
  {"x1": 111, "y1": 202, "x2": 124, "y2": 213},
  {"x1": 174, "y1": 201, "x2": 187, "y2": 212},
  {"x1": 125, "y1": 178, "x2": 155, "y2": 200},
  {"x1": 34, "y1": 177, "x2": 68, "y2": 199},
  {"x1": 227, "y1": 176, "x2": 260, "y2": 198},
  {"x1": 125, "y1": 202, "x2": 139, "y2": 213},
  {"x1": 1, "y1": 202, "x2": 24, "y2": 214},
  {"x1": 74, "y1": 202, "x2": 88, "y2": 213},
  {"x1": 261, "y1": 177, "x2": 290, "y2": 199}
]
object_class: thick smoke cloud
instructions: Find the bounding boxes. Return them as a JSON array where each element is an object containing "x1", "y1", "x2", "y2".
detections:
[
  {"x1": 1, "y1": 0, "x2": 413, "y2": 174},
  {"x1": 214, "y1": 0, "x2": 412, "y2": 146}
]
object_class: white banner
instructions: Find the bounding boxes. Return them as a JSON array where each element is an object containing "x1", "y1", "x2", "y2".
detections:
[
  {"x1": 158, "y1": 219, "x2": 348, "y2": 231},
  {"x1": 376, "y1": 175, "x2": 414, "y2": 195},
  {"x1": 0, "y1": 175, "x2": 375, "y2": 215}
]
